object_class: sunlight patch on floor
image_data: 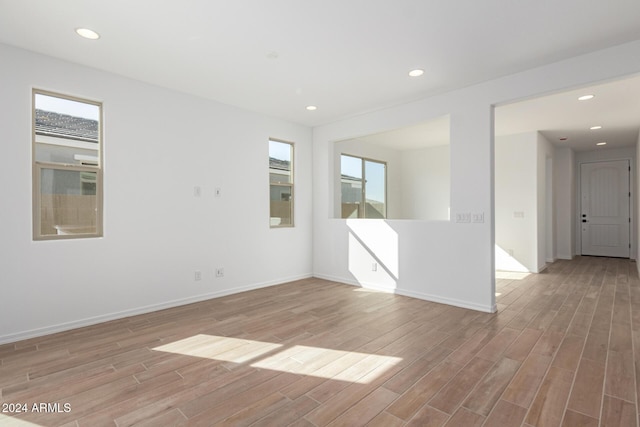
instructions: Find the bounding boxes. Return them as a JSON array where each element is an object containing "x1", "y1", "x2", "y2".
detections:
[
  {"x1": 495, "y1": 270, "x2": 531, "y2": 280},
  {"x1": 153, "y1": 334, "x2": 402, "y2": 384},
  {"x1": 0, "y1": 414, "x2": 44, "y2": 426},
  {"x1": 153, "y1": 334, "x2": 282, "y2": 362}
]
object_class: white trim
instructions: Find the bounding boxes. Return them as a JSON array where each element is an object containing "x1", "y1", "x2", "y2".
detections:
[
  {"x1": 35, "y1": 135, "x2": 99, "y2": 150},
  {"x1": 0, "y1": 274, "x2": 312, "y2": 345},
  {"x1": 395, "y1": 288, "x2": 497, "y2": 313},
  {"x1": 312, "y1": 273, "x2": 496, "y2": 313}
]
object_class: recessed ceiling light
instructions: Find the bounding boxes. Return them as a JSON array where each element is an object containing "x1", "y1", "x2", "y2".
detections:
[
  {"x1": 306, "y1": 105, "x2": 317, "y2": 111},
  {"x1": 596, "y1": 142, "x2": 607, "y2": 146},
  {"x1": 578, "y1": 94, "x2": 594, "y2": 101},
  {"x1": 75, "y1": 28, "x2": 100, "y2": 40},
  {"x1": 408, "y1": 69, "x2": 424, "y2": 77},
  {"x1": 590, "y1": 125, "x2": 602, "y2": 130}
]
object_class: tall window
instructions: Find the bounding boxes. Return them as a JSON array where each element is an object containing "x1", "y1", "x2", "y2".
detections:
[
  {"x1": 269, "y1": 139, "x2": 294, "y2": 227},
  {"x1": 341, "y1": 154, "x2": 386, "y2": 219},
  {"x1": 33, "y1": 90, "x2": 103, "y2": 239}
]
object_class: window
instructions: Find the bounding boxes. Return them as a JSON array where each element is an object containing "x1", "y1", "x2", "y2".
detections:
[
  {"x1": 33, "y1": 90, "x2": 103, "y2": 239},
  {"x1": 341, "y1": 154, "x2": 386, "y2": 218},
  {"x1": 269, "y1": 139, "x2": 293, "y2": 227}
]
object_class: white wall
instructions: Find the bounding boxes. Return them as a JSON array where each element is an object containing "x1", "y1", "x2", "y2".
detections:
[
  {"x1": 575, "y1": 146, "x2": 637, "y2": 258},
  {"x1": 494, "y1": 132, "x2": 538, "y2": 272},
  {"x1": 315, "y1": 100, "x2": 496, "y2": 312},
  {"x1": 494, "y1": 131, "x2": 554, "y2": 273},
  {"x1": 0, "y1": 44, "x2": 313, "y2": 344},
  {"x1": 555, "y1": 146, "x2": 576, "y2": 259},
  {"x1": 313, "y1": 39, "x2": 640, "y2": 313},
  {"x1": 400, "y1": 145, "x2": 450, "y2": 220},
  {"x1": 637, "y1": 132, "x2": 640, "y2": 270},
  {"x1": 4, "y1": 40, "x2": 640, "y2": 342},
  {"x1": 537, "y1": 133, "x2": 556, "y2": 269}
]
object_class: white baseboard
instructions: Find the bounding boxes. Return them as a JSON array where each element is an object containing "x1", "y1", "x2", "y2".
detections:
[
  {"x1": 395, "y1": 288, "x2": 497, "y2": 313},
  {"x1": 312, "y1": 273, "x2": 496, "y2": 313},
  {"x1": 0, "y1": 273, "x2": 313, "y2": 345}
]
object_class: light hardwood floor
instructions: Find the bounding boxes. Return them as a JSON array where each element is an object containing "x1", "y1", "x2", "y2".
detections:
[{"x1": 1, "y1": 256, "x2": 639, "y2": 426}]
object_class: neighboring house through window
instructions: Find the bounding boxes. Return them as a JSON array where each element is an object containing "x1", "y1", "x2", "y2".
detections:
[
  {"x1": 269, "y1": 139, "x2": 294, "y2": 227},
  {"x1": 341, "y1": 154, "x2": 386, "y2": 219},
  {"x1": 33, "y1": 90, "x2": 103, "y2": 239}
]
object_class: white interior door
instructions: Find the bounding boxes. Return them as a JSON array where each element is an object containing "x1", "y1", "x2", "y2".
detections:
[{"x1": 580, "y1": 160, "x2": 630, "y2": 258}]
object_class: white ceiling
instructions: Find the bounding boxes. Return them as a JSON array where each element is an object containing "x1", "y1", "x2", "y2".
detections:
[
  {"x1": 495, "y1": 74, "x2": 640, "y2": 151},
  {"x1": 1, "y1": 0, "x2": 640, "y2": 138},
  {"x1": 344, "y1": 74, "x2": 640, "y2": 152},
  {"x1": 346, "y1": 115, "x2": 451, "y2": 151}
]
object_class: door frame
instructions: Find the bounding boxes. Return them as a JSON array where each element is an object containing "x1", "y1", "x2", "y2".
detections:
[{"x1": 576, "y1": 156, "x2": 635, "y2": 259}]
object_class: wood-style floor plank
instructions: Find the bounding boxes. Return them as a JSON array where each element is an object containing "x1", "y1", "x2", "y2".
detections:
[
  {"x1": 483, "y1": 399, "x2": 527, "y2": 427},
  {"x1": 462, "y1": 357, "x2": 521, "y2": 416},
  {"x1": 524, "y1": 366, "x2": 574, "y2": 427},
  {"x1": 0, "y1": 257, "x2": 638, "y2": 426}
]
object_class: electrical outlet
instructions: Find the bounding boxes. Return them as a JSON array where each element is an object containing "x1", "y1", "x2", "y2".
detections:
[
  {"x1": 455, "y1": 212, "x2": 471, "y2": 223},
  {"x1": 215, "y1": 187, "x2": 221, "y2": 197},
  {"x1": 216, "y1": 268, "x2": 224, "y2": 278},
  {"x1": 194, "y1": 186, "x2": 202, "y2": 197},
  {"x1": 372, "y1": 262, "x2": 377, "y2": 272},
  {"x1": 194, "y1": 270, "x2": 202, "y2": 281}
]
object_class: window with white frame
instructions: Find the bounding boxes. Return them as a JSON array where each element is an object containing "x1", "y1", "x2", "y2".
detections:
[
  {"x1": 269, "y1": 139, "x2": 294, "y2": 227},
  {"x1": 33, "y1": 90, "x2": 103, "y2": 239},
  {"x1": 341, "y1": 154, "x2": 386, "y2": 219}
]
